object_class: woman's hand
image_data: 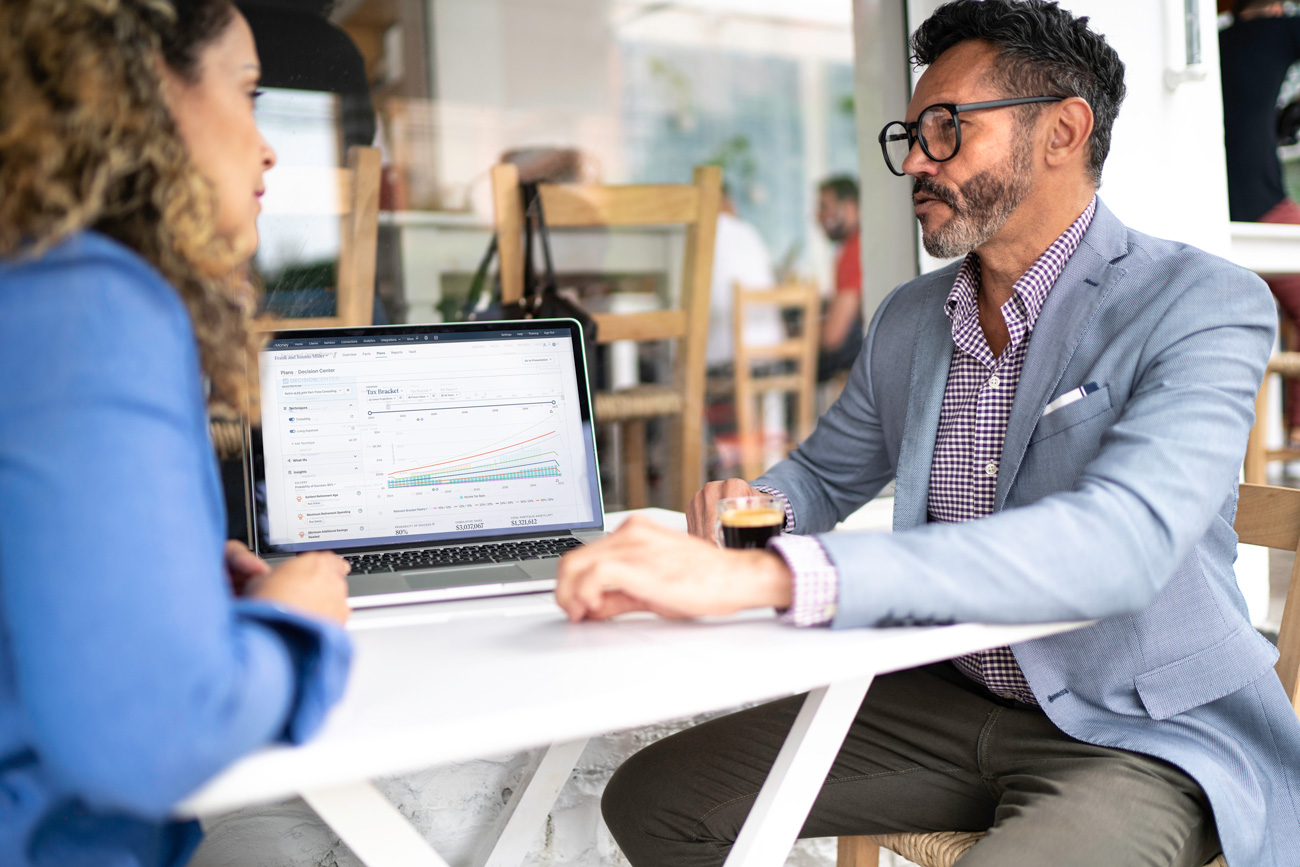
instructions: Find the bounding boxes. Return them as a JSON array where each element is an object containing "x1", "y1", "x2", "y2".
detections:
[
  {"x1": 224, "y1": 540, "x2": 272, "y2": 595},
  {"x1": 245, "y1": 551, "x2": 351, "y2": 626}
]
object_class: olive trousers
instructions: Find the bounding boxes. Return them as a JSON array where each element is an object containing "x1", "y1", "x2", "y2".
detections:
[{"x1": 602, "y1": 662, "x2": 1221, "y2": 867}]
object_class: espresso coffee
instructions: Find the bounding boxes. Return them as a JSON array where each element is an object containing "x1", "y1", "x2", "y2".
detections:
[{"x1": 719, "y1": 507, "x2": 784, "y2": 549}]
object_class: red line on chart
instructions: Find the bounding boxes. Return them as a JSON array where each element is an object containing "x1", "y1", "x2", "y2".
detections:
[{"x1": 387, "y1": 431, "x2": 557, "y2": 476}]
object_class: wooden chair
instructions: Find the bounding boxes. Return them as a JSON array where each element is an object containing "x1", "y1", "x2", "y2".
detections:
[
  {"x1": 490, "y1": 162, "x2": 721, "y2": 509},
  {"x1": 836, "y1": 482, "x2": 1300, "y2": 867},
  {"x1": 254, "y1": 144, "x2": 382, "y2": 332},
  {"x1": 1244, "y1": 352, "x2": 1300, "y2": 484},
  {"x1": 733, "y1": 281, "x2": 820, "y2": 480},
  {"x1": 210, "y1": 145, "x2": 382, "y2": 461}
]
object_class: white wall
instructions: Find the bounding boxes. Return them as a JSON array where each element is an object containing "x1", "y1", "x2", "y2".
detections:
[{"x1": 1068, "y1": 0, "x2": 1230, "y2": 255}]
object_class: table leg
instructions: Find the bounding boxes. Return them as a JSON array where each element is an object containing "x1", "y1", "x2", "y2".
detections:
[
  {"x1": 302, "y1": 781, "x2": 451, "y2": 867},
  {"x1": 722, "y1": 675, "x2": 876, "y2": 867},
  {"x1": 478, "y1": 738, "x2": 590, "y2": 867}
]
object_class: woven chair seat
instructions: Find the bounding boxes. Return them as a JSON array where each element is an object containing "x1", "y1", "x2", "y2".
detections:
[
  {"x1": 209, "y1": 416, "x2": 244, "y2": 461},
  {"x1": 871, "y1": 831, "x2": 1227, "y2": 867},
  {"x1": 871, "y1": 831, "x2": 982, "y2": 865},
  {"x1": 593, "y1": 385, "x2": 684, "y2": 423}
]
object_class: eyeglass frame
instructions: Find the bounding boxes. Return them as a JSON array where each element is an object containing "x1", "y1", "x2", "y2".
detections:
[{"x1": 877, "y1": 96, "x2": 1066, "y2": 177}]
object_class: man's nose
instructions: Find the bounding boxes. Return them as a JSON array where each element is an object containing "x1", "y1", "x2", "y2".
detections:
[{"x1": 901, "y1": 137, "x2": 937, "y2": 178}]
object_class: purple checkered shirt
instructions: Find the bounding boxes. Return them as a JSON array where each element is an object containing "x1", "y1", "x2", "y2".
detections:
[{"x1": 766, "y1": 198, "x2": 1097, "y2": 707}]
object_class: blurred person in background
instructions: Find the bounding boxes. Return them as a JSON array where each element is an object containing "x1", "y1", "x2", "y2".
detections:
[
  {"x1": 815, "y1": 174, "x2": 864, "y2": 380},
  {"x1": 0, "y1": 2, "x2": 352, "y2": 865},
  {"x1": 1220, "y1": 0, "x2": 1300, "y2": 440},
  {"x1": 705, "y1": 185, "x2": 783, "y2": 369}
]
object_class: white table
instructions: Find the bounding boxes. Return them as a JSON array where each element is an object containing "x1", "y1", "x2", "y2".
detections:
[{"x1": 178, "y1": 507, "x2": 1085, "y2": 867}]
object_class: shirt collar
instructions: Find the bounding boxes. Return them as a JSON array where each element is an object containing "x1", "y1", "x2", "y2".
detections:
[{"x1": 944, "y1": 195, "x2": 1098, "y2": 330}]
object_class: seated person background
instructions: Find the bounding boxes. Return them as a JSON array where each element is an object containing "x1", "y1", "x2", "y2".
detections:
[
  {"x1": 555, "y1": 2, "x2": 1300, "y2": 866},
  {"x1": 0, "y1": 2, "x2": 352, "y2": 864},
  {"x1": 705, "y1": 186, "x2": 783, "y2": 370},
  {"x1": 814, "y1": 174, "x2": 864, "y2": 381}
]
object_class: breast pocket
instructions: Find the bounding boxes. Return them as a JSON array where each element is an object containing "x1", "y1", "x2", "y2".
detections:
[{"x1": 1029, "y1": 384, "x2": 1112, "y2": 444}]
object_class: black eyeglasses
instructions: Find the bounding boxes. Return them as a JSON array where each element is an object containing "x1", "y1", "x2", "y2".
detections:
[{"x1": 878, "y1": 96, "x2": 1065, "y2": 176}]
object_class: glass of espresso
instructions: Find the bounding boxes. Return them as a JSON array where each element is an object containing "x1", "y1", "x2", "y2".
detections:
[{"x1": 716, "y1": 495, "x2": 785, "y2": 549}]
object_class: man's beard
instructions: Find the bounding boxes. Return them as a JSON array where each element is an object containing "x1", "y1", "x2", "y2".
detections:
[
  {"x1": 822, "y1": 217, "x2": 851, "y2": 244},
  {"x1": 914, "y1": 139, "x2": 1033, "y2": 259}
]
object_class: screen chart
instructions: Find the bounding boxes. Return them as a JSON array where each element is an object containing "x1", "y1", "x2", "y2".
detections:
[{"x1": 257, "y1": 330, "x2": 598, "y2": 552}]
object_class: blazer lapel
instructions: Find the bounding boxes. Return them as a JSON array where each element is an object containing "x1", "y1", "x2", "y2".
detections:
[
  {"x1": 893, "y1": 270, "x2": 958, "y2": 531},
  {"x1": 994, "y1": 199, "x2": 1132, "y2": 509}
]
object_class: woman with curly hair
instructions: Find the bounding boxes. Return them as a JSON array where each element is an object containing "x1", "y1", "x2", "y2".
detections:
[{"x1": 0, "y1": 1, "x2": 353, "y2": 864}]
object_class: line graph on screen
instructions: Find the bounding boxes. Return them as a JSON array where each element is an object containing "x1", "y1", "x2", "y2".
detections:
[{"x1": 386, "y1": 430, "x2": 563, "y2": 489}]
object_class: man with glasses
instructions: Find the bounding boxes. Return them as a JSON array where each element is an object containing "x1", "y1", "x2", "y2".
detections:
[{"x1": 557, "y1": 2, "x2": 1300, "y2": 865}]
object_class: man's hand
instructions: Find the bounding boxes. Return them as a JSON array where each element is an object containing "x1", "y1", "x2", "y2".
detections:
[
  {"x1": 686, "y1": 478, "x2": 764, "y2": 540},
  {"x1": 225, "y1": 540, "x2": 272, "y2": 596},
  {"x1": 246, "y1": 551, "x2": 352, "y2": 626},
  {"x1": 554, "y1": 515, "x2": 792, "y2": 621}
]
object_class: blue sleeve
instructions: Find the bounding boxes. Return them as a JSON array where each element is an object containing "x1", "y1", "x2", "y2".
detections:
[{"x1": 0, "y1": 241, "x2": 351, "y2": 817}]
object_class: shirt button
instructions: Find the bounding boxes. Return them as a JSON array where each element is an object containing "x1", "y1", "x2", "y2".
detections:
[
  {"x1": 984, "y1": 462, "x2": 998, "y2": 476},
  {"x1": 988, "y1": 375, "x2": 1001, "y2": 388}
]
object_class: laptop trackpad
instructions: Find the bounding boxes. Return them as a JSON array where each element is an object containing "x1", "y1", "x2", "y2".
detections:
[
  {"x1": 406, "y1": 564, "x2": 533, "y2": 590},
  {"x1": 349, "y1": 573, "x2": 410, "y2": 596}
]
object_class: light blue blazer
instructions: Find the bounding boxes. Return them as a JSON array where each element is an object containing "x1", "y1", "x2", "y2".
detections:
[{"x1": 758, "y1": 200, "x2": 1300, "y2": 866}]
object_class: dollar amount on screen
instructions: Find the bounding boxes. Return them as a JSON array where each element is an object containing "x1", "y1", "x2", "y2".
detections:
[{"x1": 511, "y1": 517, "x2": 539, "y2": 526}]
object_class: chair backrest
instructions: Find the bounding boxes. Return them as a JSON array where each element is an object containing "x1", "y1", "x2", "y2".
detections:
[
  {"x1": 491, "y1": 161, "x2": 720, "y2": 346},
  {"x1": 1235, "y1": 483, "x2": 1300, "y2": 713},
  {"x1": 733, "y1": 280, "x2": 821, "y2": 479},
  {"x1": 255, "y1": 144, "x2": 382, "y2": 331},
  {"x1": 489, "y1": 162, "x2": 721, "y2": 507}
]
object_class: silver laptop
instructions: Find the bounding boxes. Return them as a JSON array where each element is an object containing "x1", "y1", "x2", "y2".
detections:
[{"x1": 246, "y1": 319, "x2": 605, "y2": 607}]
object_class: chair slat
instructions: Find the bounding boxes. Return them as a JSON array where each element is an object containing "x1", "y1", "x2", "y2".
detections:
[
  {"x1": 740, "y1": 339, "x2": 809, "y2": 361},
  {"x1": 538, "y1": 184, "x2": 699, "y2": 226},
  {"x1": 591, "y1": 311, "x2": 687, "y2": 343},
  {"x1": 1234, "y1": 484, "x2": 1300, "y2": 550},
  {"x1": 738, "y1": 287, "x2": 818, "y2": 307}
]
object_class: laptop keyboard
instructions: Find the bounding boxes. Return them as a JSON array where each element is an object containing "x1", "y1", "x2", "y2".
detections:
[{"x1": 344, "y1": 536, "x2": 584, "y2": 573}]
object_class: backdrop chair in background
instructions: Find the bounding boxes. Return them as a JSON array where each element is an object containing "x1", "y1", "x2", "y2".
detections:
[
  {"x1": 732, "y1": 280, "x2": 820, "y2": 480},
  {"x1": 210, "y1": 144, "x2": 382, "y2": 486},
  {"x1": 490, "y1": 162, "x2": 721, "y2": 509}
]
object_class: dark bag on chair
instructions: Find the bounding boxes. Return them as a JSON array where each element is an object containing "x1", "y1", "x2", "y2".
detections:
[{"x1": 465, "y1": 182, "x2": 600, "y2": 377}]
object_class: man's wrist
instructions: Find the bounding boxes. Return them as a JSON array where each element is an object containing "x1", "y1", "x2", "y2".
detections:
[
  {"x1": 767, "y1": 534, "x2": 839, "y2": 626},
  {"x1": 735, "y1": 549, "x2": 794, "y2": 611}
]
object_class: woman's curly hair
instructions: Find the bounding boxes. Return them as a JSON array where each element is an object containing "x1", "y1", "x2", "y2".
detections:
[{"x1": 0, "y1": 0, "x2": 261, "y2": 412}]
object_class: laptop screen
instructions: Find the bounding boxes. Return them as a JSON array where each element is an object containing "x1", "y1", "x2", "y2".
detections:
[{"x1": 249, "y1": 320, "x2": 603, "y2": 555}]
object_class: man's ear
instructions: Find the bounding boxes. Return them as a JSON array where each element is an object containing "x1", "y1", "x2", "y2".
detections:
[{"x1": 1043, "y1": 97, "x2": 1094, "y2": 171}]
